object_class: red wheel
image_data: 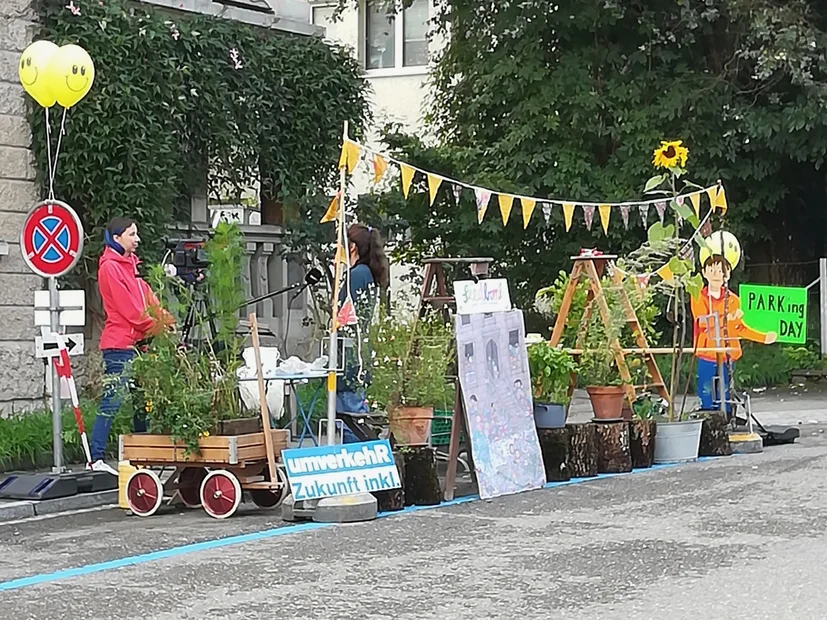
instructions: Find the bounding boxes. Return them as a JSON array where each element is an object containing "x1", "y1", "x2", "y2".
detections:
[
  {"x1": 200, "y1": 470, "x2": 241, "y2": 519},
  {"x1": 250, "y1": 467, "x2": 288, "y2": 510},
  {"x1": 177, "y1": 467, "x2": 207, "y2": 508},
  {"x1": 126, "y1": 469, "x2": 164, "y2": 517}
]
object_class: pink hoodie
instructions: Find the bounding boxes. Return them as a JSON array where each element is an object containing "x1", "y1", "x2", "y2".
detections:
[{"x1": 98, "y1": 247, "x2": 159, "y2": 350}]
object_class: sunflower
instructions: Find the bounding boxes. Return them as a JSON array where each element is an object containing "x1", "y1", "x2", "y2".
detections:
[{"x1": 652, "y1": 140, "x2": 688, "y2": 169}]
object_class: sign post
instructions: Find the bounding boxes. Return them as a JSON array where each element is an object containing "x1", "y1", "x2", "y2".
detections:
[
  {"x1": 20, "y1": 200, "x2": 84, "y2": 473},
  {"x1": 739, "y1": 283, "x2": 808, "y2": 345}
]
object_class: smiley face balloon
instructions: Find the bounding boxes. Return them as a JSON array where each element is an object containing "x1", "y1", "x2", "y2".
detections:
[
  {"x1": 18, "y1": 40, "x2": 59, "y2": 108},
  {"x1": 45, "y1": 44, "x2": 95, "y2": 108}
]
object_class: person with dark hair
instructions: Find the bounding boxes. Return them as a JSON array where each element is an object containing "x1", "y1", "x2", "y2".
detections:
[
  {"x1": 336, "y1": 223, "x2": 389, "y2": 442},
  {"x1": 89, "y1": 217, "x2": 171, "y2": 473}
]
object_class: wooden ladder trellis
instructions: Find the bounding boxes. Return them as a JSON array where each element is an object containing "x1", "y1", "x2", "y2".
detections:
[{"x1": 549, "y1": 254, "x2": 670, "y2": 406}]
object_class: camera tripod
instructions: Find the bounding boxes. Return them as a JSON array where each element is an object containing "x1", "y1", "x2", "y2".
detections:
[{"x1": 180, "y1": 280, "x2": 220, "y2": 348}]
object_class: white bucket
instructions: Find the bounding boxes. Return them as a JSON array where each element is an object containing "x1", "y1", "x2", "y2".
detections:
[{"x1": 653, "y1": 419, "x2": 703, "y2": 464}]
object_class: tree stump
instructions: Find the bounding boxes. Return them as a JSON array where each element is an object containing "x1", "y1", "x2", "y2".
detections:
[
  {"x1": 699, "y1": 413, "x2": 732, "y2": 457},
  {"x1": 373, "y1": 450, "x2": 405, "y2": 512},
  {"x1": 595, "y1": 421, "x2": 632, "y2": 474},
  {"x1": 538, "y1": 428, "x2": 571, "y2": 482},
  {"x1": 403, "y1": 446, "x2": 441, "y2": 506},
  {"x1": 628, "y1": 419, "x2": 656, "y2": 469},
  {"x1": 567, "y1": 422, "x2": 598, "y2": 478}
]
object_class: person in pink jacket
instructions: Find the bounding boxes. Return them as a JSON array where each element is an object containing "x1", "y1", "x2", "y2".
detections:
[{"x1": 89, "y1": 217, "x2": 170, "y2": 473}]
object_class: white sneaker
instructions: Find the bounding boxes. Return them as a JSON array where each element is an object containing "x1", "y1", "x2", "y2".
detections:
[{"x1": 87, "y1": 460, "x2": 118, "y2": 476}]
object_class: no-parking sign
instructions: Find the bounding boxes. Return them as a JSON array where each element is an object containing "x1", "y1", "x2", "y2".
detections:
[{"x1": 20, "y1": 200, "x2": 84, "y2": 278}]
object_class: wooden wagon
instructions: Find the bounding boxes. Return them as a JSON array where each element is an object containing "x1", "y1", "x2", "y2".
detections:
[{"x1": 119, "y1": 314, "x2": 290, "y2": 520}]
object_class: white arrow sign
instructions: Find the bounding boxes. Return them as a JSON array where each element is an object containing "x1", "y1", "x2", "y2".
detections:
[{"x1": 35, "y1": 333, "x2": 85, "y2": 358}]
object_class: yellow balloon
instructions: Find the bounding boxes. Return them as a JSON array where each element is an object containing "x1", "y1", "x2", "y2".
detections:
[
  {"x1": 699, "y1": 230, "x2": 741, "y2": 271},
  {"x1": 45, "y1": 44, "x2": 95, "y2": 108},
  {"x1": 19, "y1": 40, "x2": 59, "y2": 108}
]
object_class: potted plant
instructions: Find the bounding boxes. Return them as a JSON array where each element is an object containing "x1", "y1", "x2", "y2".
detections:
[
  {"x1": 527, "y1": 342, "x2": 576, "y2": 428},
  {"x1": 366, "y1": 307, "x2": 455, "y2": 446},
  {"x1": 578, "y1": 300, "x2": 628, "y2": 420},
  {"x1": 622, "y1": 140, "x2": 707, "y2": 462}
]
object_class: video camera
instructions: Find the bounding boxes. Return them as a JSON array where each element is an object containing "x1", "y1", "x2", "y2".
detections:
[{"x1": 165, "y1": 238, "x2": 210, "y2": 284}]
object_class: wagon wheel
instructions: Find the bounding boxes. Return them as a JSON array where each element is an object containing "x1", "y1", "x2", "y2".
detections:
[
  {"x1": 200, "y1": 470, "x2": 242, "y2": 519},
  {"x1": 250, "y1": 466, "x2": 289, "y2": 510},
  {"x1": 177, "y1": 467, "x2": 208, "y2": 508},
  {"x1": 126, "y1": 469, "x2": 164, "y2": 517}
]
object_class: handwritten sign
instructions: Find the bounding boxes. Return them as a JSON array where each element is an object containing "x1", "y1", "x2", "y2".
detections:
[
  {"x1": 454, "y1": 279, "x2": 511, "y2": 315},
  {"x1": 740, "y1": 283, "x2": 808, "y2": 344},
  {"x1": 281, "y1": 440, "x2": 401, "y2": 501}
]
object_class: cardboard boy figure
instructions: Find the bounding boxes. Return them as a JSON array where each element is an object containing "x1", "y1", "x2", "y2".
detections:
[{"x1": 690, "y1": 231, "x2": 777, "y2": 411}]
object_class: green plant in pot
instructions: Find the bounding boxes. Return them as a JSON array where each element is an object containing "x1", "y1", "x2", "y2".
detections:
[
  {"x1": 578, "y1": 299, "x2": 628, "y2": 420},
  {"x1": 527, "y1": 342, "x2": 576, "y2": 428},
  {"x1": 366, "y1": 307, "x2": 455, "y2": 446}
]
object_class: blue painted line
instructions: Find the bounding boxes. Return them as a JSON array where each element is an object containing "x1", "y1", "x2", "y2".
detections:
[{"x1": 0, "y1": 456, "x2": 726, "y2": 593}]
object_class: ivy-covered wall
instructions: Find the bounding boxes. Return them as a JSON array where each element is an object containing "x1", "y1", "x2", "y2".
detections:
[{"x1": 32, "y1": 0, "x2": 370, "y2": 277}]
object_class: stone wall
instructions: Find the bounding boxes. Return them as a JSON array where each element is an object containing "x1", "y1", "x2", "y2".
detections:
[{"x1": 0, "y1": 0, "x2": 45, "y2": 415}]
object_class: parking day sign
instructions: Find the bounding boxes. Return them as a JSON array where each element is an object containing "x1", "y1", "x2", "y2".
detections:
[
  {"x1": 281, "y1": 440, "x2": 401, "y2": 502},
  {"x1": 739, "y1": 284, "x2": 808, "y2": 345}
]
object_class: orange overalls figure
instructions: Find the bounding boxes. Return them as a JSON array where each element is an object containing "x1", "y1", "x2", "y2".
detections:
[{"x1": 690, "y1": 232, "x2": 776, "y2": 411}]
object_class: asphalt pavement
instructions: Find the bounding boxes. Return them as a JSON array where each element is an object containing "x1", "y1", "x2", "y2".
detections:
[{"x1": 2, "y1": 420, "x2": 827, "y2": 619}]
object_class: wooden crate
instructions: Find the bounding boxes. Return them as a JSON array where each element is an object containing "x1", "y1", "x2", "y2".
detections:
[{"x1": 120, "y1": 430, "x2": 288, "y2": 466}]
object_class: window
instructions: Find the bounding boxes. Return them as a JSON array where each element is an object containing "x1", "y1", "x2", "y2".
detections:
[{"x1": 365, "y1": 0, "x2": 429, "y2": 71}]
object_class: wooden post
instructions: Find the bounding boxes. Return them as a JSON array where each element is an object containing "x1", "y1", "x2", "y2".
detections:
[
  {"x1": 699, "y1": 413, "x2": 732, "y2": 457},
  {"x1": 628, "y1": 419, "x2": 656, "y2": 468},
  {"x1": 567, "y1": 422, "x2": 598, "y2": 477},
  {"x1": 249, "y1": 313, "x2": 278, "y2": 487},
  {"x1": 595, "y1": 421, "x2": 632, "y2": 474},
  {"x1": 538, "y1": 427, "x2": 571, "y2": 482}
]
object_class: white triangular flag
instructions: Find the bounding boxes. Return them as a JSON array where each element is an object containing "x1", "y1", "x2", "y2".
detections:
[
  {"x1": 638, "y1": 204, "x2": 649, "y2": 227},
  {"x1": 452, "y1": 185, "x2": 463, "y2": 206},
  {"x1": 655, "y1": 201, "x2": 667, "y2": 223},
  {"x1": 620, "y1": 205, "x2": 630, "y2": 230},
  {"x1": 542, "y1": 202, "x2": 552, "y2": 225},
  {"x1": 583, "y1": 205, "x2": 595, "y2": 231}
]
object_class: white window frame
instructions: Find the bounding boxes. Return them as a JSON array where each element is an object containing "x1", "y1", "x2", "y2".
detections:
[{"x1": 362, "y1": 0, "x2": 430, "y2": 77}]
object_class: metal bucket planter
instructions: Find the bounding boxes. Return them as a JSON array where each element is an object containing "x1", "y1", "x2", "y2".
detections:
[
  {"x1": 653, "y1": 419, "x2": 703, "y2": 464},
  {"x1": 533, "y1": 402, "x2": 567, "y2": 429}
]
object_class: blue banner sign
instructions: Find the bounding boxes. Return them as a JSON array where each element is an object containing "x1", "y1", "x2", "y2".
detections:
[{"x1": 281, "y1": 440, "x2": 401, "y2": 501}]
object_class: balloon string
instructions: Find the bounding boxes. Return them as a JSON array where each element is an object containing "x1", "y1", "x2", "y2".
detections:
[
  {"x1": 49, "y1": 107, "x2": 68, "y2": 199},
  {"x1": 44, "y1": 107, "x2": 55, "y2": 200}
]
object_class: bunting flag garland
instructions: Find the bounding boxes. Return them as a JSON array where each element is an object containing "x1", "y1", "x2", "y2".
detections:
[
  {"x1": 475, "y1": 188, "x2": 492, "y2": 224},
  {"x1": 337, "y1": 297, "x2": 358, "y2": 328},
  {"x1": 655, "y1": 263, "x2": 674, "y2": 284},
  {"x1": 332, "y1": 137, "x2": 731, "y2": 233},
  {"x1": 452, "y1": 184, "x2": 463, "y2": 206},
  {"x1": 562, "y1": 203, "x2": 575, "y2": 231},
  {"x1": 636, "y1": 274, "x2": 651, "y2": 289},
  {"x1": 499, "y1": 194, "x2": 515, "y2": 226},
  {"x1": 400, "y1": 164, "x2": 415, "y2": 199},
  {"x1": 542, "y1": 202, "x2": 552, "y2": 225},
  {"x1": 598, "y1": 204, "x2": 611, "y2": 235},
  {"x1": 521, "y1": 197, "x2": 537, "y2": 229},
  {"x1": 372, "y1": 154, "x2": 388, "y2": 184},
  {"x1": 654, "y1": 201, "x2": 667, "y2": 223},
  {"x1": 427, "y1": 173, "x2": 443, "y2": 206},
  {"x1": 638, "y1": 203, "x2": 649, "y2": 227},
  {"x1": 583, "y1": 205, "x2": 595, "y2": 231},
  {"x1": 689, "y1": 192, "x2": 701, "y2": 217},
  {"x1": 320, "y1": 192, "x2": 339, "y2": 224},
  {"x1": 335, "y1": 244, "x2": 349, "y2": 265},
  {"x1": 712, "y1": 186, "x2": 728, "y2": 213}
]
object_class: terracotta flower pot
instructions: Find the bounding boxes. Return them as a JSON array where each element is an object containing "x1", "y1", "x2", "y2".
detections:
[
  {"x1": 389, "y1": 406, "x2": 433, "y2": 446},
  {"x1": 586, "y1": 385, "x2": 625, "y2": 420}
]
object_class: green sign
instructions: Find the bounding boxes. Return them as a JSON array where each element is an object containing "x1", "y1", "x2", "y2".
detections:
[{"x1": 739, "y1": 284, "x2": 808, "y2": 344}]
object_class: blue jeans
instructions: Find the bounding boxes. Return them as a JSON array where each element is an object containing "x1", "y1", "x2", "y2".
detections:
[
  {"x1": 697, "y1": 357, "x2": 731, "y2": 413},
  {"x1": 336, "y1": 390, "x2": 368, "y2": 444},
  {"x1": 91, "y1": 349, "x2": 143, "y2": 461}
]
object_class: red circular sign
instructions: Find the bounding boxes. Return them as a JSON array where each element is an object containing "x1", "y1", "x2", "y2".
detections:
[{"x1": 20, "y1": 200, "x2": 84, "y2": 278}]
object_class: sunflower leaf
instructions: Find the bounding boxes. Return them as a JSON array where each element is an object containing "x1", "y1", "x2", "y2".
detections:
[
  {"x1": 685, "y1": 274, "x2": 705, "y2": 299},
  {"x1": 644, "y1": 174, "x2": 667, "y2": 193},
  {"x1": 687, "y1": 213, "x2": 700, "y2": 228}
]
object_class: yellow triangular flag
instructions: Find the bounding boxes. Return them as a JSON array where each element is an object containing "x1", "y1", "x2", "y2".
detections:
[
  {"x1": 614, "y1": 266, "x2": 627, "y2": 281},
  {"x1": 373, "y1": 154, "x2": 388, "y2": 184},
  {"x1": 562, "y1": 203, "x2": 575, "y2": 232},
  {"x1": 345, "y1": 141, "x2": 361, "y2": 174},
  {"x1": 706, "y1": 186, "x2": 718, "y2": 208},
  {"x1": 337, "y1": 142, "x2": 348, "y2": 169},
  {"x1": 689, "y1": 192, "x2": 701, "y2": 217},
  {"x1": 335, "y1": 243, "x2": 348, "y2": 265},
  {"x1": 498, "y1": 194, "x2": 515, "y2": 226},
  {"x1": 598, "y1": 204, "x2": 611, "y2": 235},
  {"x1": 520, "y1": 198, "x2": 536, "y2": 229},
  {"x1": 427, "y1": 173, "x2": 443, "y2": 206},
  {"x1": 656, "y1": 263, "x2": 674, "y2": 284},
  {"x1": 713, "y1": 186, "x2": 728, "y2": 214},
  {"x1": 400, "y1": 164, "x2": 415, "y2": 199},
  {"x1": 320, "y1": 193, "x2": 339, "y2": 224}
]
